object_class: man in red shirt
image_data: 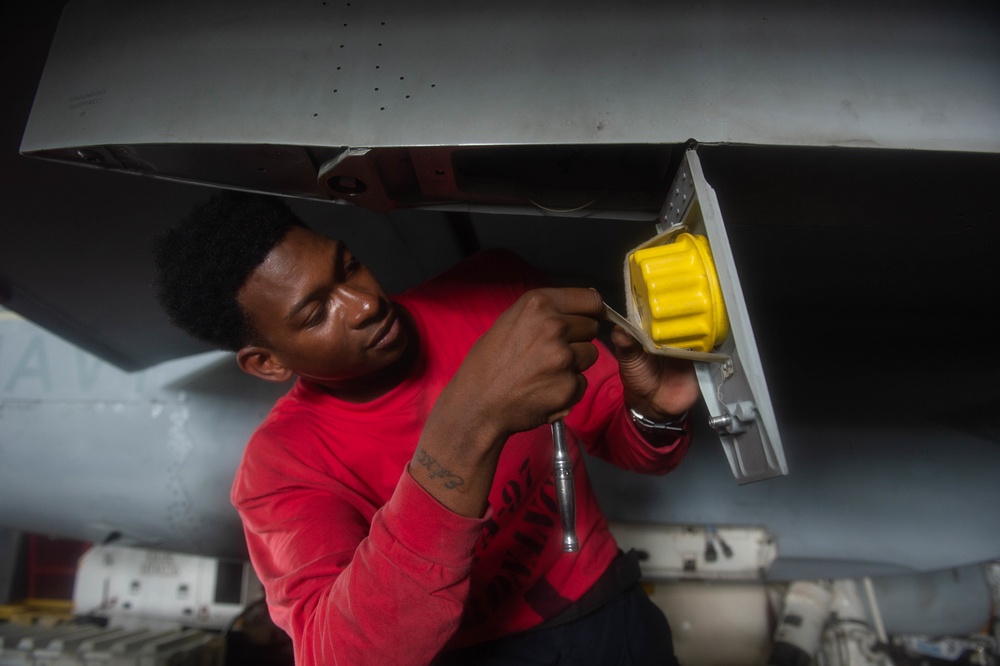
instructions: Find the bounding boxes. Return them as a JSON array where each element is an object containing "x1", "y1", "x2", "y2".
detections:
[{"x1": 154, "y1": 193, "x2": 699, "y2": 665}]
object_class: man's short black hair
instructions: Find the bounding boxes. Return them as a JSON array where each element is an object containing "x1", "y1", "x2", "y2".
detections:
[{"x1": 153, "y1": 192, "x2": 305, "y2": 351}]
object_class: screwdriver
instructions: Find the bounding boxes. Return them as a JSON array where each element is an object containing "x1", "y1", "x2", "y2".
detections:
[{"x1": 551, "y1": 418, "x2": 579, "y2": 552}]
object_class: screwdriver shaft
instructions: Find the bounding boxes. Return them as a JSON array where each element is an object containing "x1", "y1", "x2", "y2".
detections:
[{"x1": 551, "y1": 417, "x2": 579, "y2": 552}]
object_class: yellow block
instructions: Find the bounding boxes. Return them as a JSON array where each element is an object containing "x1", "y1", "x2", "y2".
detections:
[{"x1": 628, "y1": 233, "x2": 729, "y2": 352}]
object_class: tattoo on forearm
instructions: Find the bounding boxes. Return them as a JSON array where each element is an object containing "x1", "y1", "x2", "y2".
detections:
[{"x1": 415, "y1": 449, "x2": 465, "y2": 490}]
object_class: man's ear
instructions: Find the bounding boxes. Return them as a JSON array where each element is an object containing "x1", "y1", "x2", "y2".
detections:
[{"x1": 236, "y1": 345, "x2": 294, "y2": 382}]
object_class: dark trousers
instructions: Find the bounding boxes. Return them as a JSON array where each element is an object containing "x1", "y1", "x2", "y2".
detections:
[{"x1": 434, "y1": 584, "x2": 681, "y2": 666}]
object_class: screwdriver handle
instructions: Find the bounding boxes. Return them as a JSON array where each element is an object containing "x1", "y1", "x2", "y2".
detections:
[{"x1": 551, "y1": 418, "x2": 579, "y2": 553}]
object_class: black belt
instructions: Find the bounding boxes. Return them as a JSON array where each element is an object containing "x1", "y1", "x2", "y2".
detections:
[{"x1": 531, "y1": 549, "x2": 643, "y2": 631}]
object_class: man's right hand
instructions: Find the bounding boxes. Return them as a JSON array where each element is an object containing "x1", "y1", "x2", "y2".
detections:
[{"x1": 409, "y1": 287, "x2": 605, "y2": 517}]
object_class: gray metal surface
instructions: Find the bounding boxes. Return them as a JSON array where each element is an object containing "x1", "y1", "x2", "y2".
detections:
[
  {"x1": 20, "y1": 1, "x2": 1000, "y2": 205},
  {"x1": 23, "y1": 1, "x2": 1000, "y2": 152},
  {"x1": 587, "y1": 413, "x2": 1000, "y2": 579},
  {"x1": 0, "y1": 308, "x2": 282, "y2": 558}
]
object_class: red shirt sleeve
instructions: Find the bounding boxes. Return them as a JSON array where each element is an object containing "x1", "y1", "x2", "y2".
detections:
[{"x1": 233, "y1": 437, "x2": 488, "y2": 666}]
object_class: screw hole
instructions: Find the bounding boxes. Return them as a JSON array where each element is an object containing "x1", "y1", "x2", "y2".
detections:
[{"x1": 327, "y1": 175, "x2": 368, "y2": 195}]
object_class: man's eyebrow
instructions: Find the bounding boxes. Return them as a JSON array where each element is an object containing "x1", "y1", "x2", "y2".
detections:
[{"x1": 284, "y1": 241, "x2": 345, "y2": 323}]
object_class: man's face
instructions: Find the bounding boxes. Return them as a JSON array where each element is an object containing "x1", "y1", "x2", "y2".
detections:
[{"x1": 236, "y1": 226, "x2": 411, "y2": 397}]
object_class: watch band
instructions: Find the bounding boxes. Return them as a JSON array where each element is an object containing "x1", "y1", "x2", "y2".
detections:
[{"x1": 628, "y1": 406, "x2": 688, "y2": 436}]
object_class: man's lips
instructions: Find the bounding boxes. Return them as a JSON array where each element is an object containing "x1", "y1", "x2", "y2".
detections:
[{"x1": 368, "y1": 310, "x2": 400, "y2": 350}]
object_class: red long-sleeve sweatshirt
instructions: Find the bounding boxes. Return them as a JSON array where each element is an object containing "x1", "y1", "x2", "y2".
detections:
[{"x1": 231, "y1": 250, "x2": 690, "y2": 665}]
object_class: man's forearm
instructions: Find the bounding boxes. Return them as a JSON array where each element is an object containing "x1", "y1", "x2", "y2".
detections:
[{"x1": 409, "y1": 411, "x2": 505, "y2": 518}]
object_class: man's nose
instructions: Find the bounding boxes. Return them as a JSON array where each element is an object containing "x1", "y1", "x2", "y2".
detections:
[{"x1": 335, "y1": 284, "x2": 382, "y2": 327}]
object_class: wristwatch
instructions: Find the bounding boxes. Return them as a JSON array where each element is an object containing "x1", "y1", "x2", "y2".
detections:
[{"x1": 628, "y1": 406, "x2": 688, "y2": 437}]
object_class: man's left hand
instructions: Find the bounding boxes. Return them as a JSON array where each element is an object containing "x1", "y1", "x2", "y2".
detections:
[{"x1": 609, "y1": 325, "x2": 701, "y2": 422}]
